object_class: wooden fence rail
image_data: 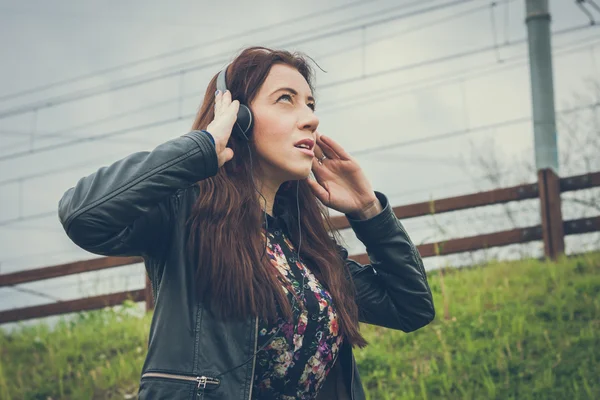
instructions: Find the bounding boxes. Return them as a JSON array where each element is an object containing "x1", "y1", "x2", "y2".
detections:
[{"x1": 1, "y1": 170, "x2": 598, "y2": 324}]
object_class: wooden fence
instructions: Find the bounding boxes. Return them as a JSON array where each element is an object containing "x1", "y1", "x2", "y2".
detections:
[{"x1": 1, "y1": 169, "x2": 598, "y2": 324}]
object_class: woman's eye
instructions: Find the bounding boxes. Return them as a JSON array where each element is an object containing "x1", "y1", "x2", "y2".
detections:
[
  {"x1": 277, "y1": 94, "x2": 292, "y2": 103},
  {"x1": 277, "y1": 94, "x2": 315, "y2": 111}
]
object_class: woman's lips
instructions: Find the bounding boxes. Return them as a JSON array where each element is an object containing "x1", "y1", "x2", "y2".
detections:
[{"x1": 296, "y1": 147, "x2": 315, "y2": 157}]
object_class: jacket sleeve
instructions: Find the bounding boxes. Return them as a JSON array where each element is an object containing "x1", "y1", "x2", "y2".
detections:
[
  {"x1": 58, "y1": 130, "x2": 218, "y2": 259},
  {"x1": 339, "y1": 191, "x2": 435, "y2": 332}
]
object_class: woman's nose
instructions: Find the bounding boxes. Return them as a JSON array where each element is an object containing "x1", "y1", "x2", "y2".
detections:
[{"x1": 299, "y1": 108, "x2": 319, "y2": 131}]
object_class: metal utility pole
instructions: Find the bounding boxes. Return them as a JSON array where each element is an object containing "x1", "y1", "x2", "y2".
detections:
[{"x1": 525, "y1": 0, "x2": 565, "y2": 260}]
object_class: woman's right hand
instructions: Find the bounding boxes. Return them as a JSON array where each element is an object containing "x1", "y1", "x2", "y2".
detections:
[{"x1": 206, "y1": 90, "x2": 240, "y2": 168}]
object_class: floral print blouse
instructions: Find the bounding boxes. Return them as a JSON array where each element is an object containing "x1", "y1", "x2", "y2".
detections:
[{"x1": 252, "y1": 210, "x2": 344, "y2": 400}]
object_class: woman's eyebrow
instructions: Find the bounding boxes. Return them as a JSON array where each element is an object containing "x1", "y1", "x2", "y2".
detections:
[{"x1": 271, "y1": 87, "x2": 315, "y2": 103}]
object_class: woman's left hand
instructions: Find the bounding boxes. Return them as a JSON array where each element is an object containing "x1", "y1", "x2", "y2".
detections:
[{"x1": 305, "y1": 132, "x2": 380, "y2": 217}]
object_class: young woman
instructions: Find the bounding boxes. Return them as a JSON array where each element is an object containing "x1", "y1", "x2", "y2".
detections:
[{"x1": 58, "y1": 46, "x2": 435, "y2": 400}]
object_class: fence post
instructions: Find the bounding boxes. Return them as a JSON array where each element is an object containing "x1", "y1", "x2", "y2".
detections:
[
  {"x1": 525, "y1": 0, "x2": 564, "y2": 259},
  {"x1": 538, "y1": 168, "x2": 565, "y2": 260},
  {"x1": 145, "y1": 274, "x2": 155, "y2": 312}
]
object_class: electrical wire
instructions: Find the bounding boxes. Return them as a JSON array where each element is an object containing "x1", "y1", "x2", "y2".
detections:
[
  {"x1": 0, "y1": 117, "x2": 187, "y2": 162},
  {"x1": 0, "y1": 0, "x2": 386, "y2": 103},
  {"x1": 0, "y1": 0, "x2": 476, "y2": 120},
  {"x1": 0, "y1": 1, "x2": 495, "y2": 154},
  {"x1": 586, "y1": 0, "x2": 600, "y2": 15},
  {"x1": 1, "y1": 100, "x2": 598, "y2": 228},
  {"x1": 0, "y1": 150, "x2": 131, "y2": 186},
  {"x1": 576, "y1": 0, "x2": 597, "y2": 24},
  {"x1": 1, "y1": 284, "x2": 63, "y2": 302},
  {"x1": 318, "y1": 22, "x2": 599, "y2": 90},
  {"x1": 0, "y1": 211, "x2": 56, "y2": 227},
  {"x1": 0, "y1": 34, "x2": 597, "y2": 189},
  {"x1": 319, "y1": 35, "x2": 600, "y2": 113},
  {"x1": 1, "y1": 22, "x2": 596, "y2": 163},
  {"x1": 351, "y1": 101, "x2": 600, "y2": 157}
]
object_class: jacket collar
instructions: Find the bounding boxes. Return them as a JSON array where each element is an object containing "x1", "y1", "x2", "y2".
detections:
[{"x1": 261, "y1": 194, "x2": 295, "y2": 233}]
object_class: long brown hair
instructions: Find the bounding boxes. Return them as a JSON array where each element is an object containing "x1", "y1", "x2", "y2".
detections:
[{"x1": 186, "y1": 46, "x2": 368, "y2": 349}]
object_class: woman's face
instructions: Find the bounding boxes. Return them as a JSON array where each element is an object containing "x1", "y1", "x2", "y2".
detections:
[{"x1": 250, "y1": 63, "x2": 319, "y2": 186}]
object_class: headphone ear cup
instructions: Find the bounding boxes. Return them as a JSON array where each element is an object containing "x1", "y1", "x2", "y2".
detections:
[{"x1": 233, "y1": 104, "x2": 254, "y2": 140}]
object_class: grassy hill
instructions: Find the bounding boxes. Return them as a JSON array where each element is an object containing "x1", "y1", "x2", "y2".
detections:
[{"x1": 1, "y1": 252, "x2": 599, "y2": 399}]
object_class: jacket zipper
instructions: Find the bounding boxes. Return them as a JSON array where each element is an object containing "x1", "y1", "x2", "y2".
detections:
[
  {"x1": 248, "y1": 316, "x2": 259, "y2": 400},
  {"x1": 141, "y1": 372, "x2": 220, "y2": 390}
]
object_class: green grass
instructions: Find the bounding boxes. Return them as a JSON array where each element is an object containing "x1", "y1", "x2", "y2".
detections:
[
  {"x1": 0, "y1": 304, "x2": 150, "y2": 399},
  {"x1": 1, "y1": 252, "x2": 599, "y2": 399},
  {"x1": 356, "y1": 252, "x2": 600, "y2": 400}
]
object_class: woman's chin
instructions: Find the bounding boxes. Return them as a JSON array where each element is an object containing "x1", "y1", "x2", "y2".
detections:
[
  {"x1": 296, "y1": 164, "x2": 313, "y2": 179},
  {"x1": 273, "y1": 156, "x2": 313, "y2": 182},
  {"x1": 282, "y1": 170, "x2": 310, "y2": 184}
]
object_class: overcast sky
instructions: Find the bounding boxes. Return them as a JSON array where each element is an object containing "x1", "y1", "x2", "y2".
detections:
[{"x1": 1, "y1": 0, "x2": 599, "y2": 327}]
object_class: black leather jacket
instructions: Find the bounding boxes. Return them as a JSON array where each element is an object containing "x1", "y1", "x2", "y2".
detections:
[{"x1": 58, "y1": 130, "x2": 435, "y2": 399}]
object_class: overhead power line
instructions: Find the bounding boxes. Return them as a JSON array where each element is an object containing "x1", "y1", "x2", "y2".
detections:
[
  {"x1": 352, "y1": 101, "x2": 600, "y2": 157},
  {"x1": 0, "y1": 117, "x2": 187, "y2": 162},
  {"x1": 0, "y1": 1, "x2": 496, "y2": 153},
  {"x1": 0, "y1": 211, "x2": 56, "y2": 227},
  {"x1": 318, "y1": 23, "x2": 599, "y2": 90},
  {"x1": 2, "y1": 41, "x2": 535, "y2": 187},
  {"x1": 0, "y1": 149, "x2": 141, "y2": 186},
  {"x1": 0, "y1": 56, "x2": 536, "y2": 187},
  {"x1": 0, "y1": 0, "x2": 478, "y2": 120},
  {"x1": 1, "y1": 100, "x2": 598, "y2": 228},
  {"x1": 0, "y1": 0, "x2": 386, "y2": 103},
  {"x1": 320, "y1": 35, "x2": 600, "y2": 113},
  {"x1": 2, "y1": 284, "x2": 63, "y2": 303},
  {"x1": 0, "y1": 21, "x2": 596, "y2": 163}
]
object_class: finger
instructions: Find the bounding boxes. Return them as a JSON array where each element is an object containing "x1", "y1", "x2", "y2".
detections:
[
  {"x1": 222, "y1": 90, "x2": 232, "y2": 108},
  {"x1": 312, "y1": 131, "x2": 327, "y2": 161},
  {"x1": 315, "y1": 131, "x2": 338, "y2": 159},
  {"x1": 217, "y1": 90, "x2": 229, "y2": 117},
  {"x1": 311, "y1": 157, "x2": 327, "y2": 179},
  {"x1": 229, "y1": 99, "x2": 240, "y2": 113},
  {"x1": 226, "y1": 100, "x2": 240, "y2": 123},
  {"x1": 223, "y1": 147, "x2": 234, "y2": 162},
  {"x1": 313, "y1": 141, "x2": 325, "y2": 161},
  {"x1": 214, "y1": 90, "x2": 223, "y2": 116},
  {"x1": 316, "y1": 135, "x2": 339, "y2": 159},
  {"x1": 319, "y1": 135, "x2": 351, "y2": 160},
  {"x1": 219, "y1": 91, "x2": 230, "y2": 117}
]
